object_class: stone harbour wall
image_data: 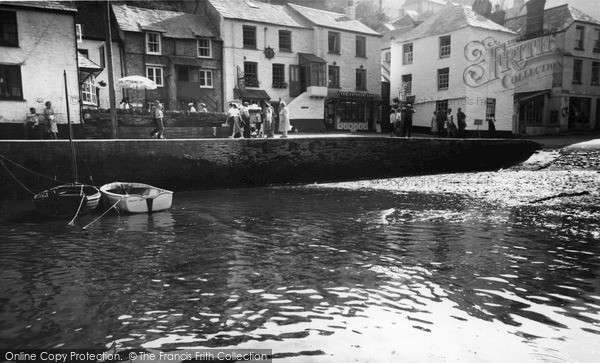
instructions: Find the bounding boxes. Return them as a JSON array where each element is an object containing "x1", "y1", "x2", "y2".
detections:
[{"x1": 0, "y1": 137, "x2": 540, "y2": 200}]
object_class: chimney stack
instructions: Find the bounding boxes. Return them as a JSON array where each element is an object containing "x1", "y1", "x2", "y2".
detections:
[
  {"x1": 472, "y1": 0, "x2": 492, "y2": 18},
  {"x1": 525, "y1": 0, "x2": 546, "y2": 37},
  {"x1": 489, "y1": 4, "x2": 506, "y2": 26},
  {"x1": 345, "y1": 0, "x2": 356, "y2": 20}
]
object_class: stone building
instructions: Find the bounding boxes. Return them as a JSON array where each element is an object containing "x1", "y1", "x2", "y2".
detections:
[
  {"x1": 111, "y1": 4, "x2": 223, "y2": 111},
  {"x1": 0, "y1": 1, "x2": 80, "y2": 125},
  {"x1": 504, "y1": 0, "x2": 600, "y2": 134},
  {"x1": 390, "y1": 3, "x2": 516, "y2": 133}
]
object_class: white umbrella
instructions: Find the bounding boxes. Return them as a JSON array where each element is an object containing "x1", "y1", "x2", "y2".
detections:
[{"x1": 117, "y1": 75, "x2": 157, "y2": 90}]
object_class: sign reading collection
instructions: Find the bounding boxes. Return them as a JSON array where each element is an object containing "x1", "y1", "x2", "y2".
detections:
[{"x1": 463, "y1": 34, "x2": 562, "y2": 89}]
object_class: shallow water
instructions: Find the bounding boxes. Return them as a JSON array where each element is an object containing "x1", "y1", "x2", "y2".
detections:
[{"x1": 1, "y1": 181, "x2": 599, "y2": 361}]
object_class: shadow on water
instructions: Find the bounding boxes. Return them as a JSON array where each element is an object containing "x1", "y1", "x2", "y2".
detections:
[{"x1": 0, "y1": 186, "x2": 599, "y2": 361}]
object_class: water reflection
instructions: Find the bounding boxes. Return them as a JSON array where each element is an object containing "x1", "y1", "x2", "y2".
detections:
[{"x1": 0, "y1": 187, "x2": 599, "y2": 361}]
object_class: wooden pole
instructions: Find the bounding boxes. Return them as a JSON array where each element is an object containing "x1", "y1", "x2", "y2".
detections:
[
  {"x1": 106, "y1": 0, "x2": 118, "y2": 138},
  {"x1": 64, "y1": 70, "x2": 78, "y2": 183}
]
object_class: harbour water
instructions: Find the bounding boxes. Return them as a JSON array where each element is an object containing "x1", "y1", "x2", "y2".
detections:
[{"x1": 1, "y1": 149, "x2": 599, "y2": 361}]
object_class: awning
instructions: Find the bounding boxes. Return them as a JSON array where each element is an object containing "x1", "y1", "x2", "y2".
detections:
[
  {"x1": 299, "y1": 53, "x2": 326, "y2": 65},
  {"x1": 515, "y1": 89, "x2": 550, "y2": 102},
  {"x1": 234, "y1": 88, "x2": 271, "y2": 101},
  {"x1": 78, "y1": 52, "x2": 103, "y2": 84},
  {"x1": 327, "y1": 89, "x2": 383, "y2": 101}
]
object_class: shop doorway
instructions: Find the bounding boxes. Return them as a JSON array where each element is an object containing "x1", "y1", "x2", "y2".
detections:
[{"x1": 569, "y1": 97, "x2": 591, "y2": 131}]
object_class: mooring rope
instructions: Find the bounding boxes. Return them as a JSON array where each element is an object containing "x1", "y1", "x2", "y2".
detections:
[
  {"x1": 0, "y1": 160, "x2": 35, "y2": 195},
  {"x1": 82, "y1": 196, "x2": 124, "y2": 230},
  {"x1": 67, "y1": 194, "x2": 86, "y2": 226},
  {"x1": 0, "y1": 154, "x2": 70, "y2": 184}
]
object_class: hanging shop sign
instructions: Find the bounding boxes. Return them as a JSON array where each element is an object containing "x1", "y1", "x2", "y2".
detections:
[{"x1": 463, "y1": 34, "x2": 560, "y2": 89}]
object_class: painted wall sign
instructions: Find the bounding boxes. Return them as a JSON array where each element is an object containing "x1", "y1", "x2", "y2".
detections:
[
  {"x1": 339, "y1": 91, "x2": 376, "y2": 99},
  {"x1": 464, "y1": 35, "x2": 561, "y2": 89}
]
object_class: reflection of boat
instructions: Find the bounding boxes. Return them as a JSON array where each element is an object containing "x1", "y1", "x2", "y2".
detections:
[
  {"x1": 100, "y1": 182, "x2": 173, "y2": 213},
  {"x1": 34, "y1": 184, "x2": 101, "y2": 218},
  {"x1": 34, "y1": 71, "x2": 100, "y2": 219}
]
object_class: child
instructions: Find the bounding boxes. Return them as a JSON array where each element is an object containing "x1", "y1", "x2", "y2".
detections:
[{"x1": 44, "y1": 101, "x2": 58, "y2": 139}]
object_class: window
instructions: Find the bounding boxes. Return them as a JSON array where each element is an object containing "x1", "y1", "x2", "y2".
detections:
[
  {"x1": 272, "y1": 64, "x2": 285, "y2": 88},
  {"x1": 197, "y1": 38, "x2": 212, "y2": 58},
  {"x1": 279, "y1": 30, "x2": 291, "y2": 52},
  {"x1": 436, "y1": 100, "x2": 448, "y2": 113},
  {"x1": 401, "y1": 74, "x2": 412, "y2": 96},
  {"x1": 328, "y1": 31, "x2": 340, "y2": 54},
  {"x1": 356, "y1": 35, "x2": 366, "y2": 57},
  {"x1": 328, "y1": 65, "x2": 340, "y2": 88},
  {"x1": 146, "y1": 32, "x2": 161, "y2": 54},
  {"x1": 81, "y1": 75, "x2": 98, "y2": 105},
  {"x1": 485, "y1": 98, "x2": 496, "y2": 119},
  {"x1": 384, "y1": 51, "x2": 391, "y2": 63},
  {"x1": 76, "y1": 24, "x2": 82, "y2": 43},
  {"x1": 0, "y1": 64, "x2": 23, "y2": 99},
  {"x1": 575, "y1": 26, "x2": 585, "y2": 50},
  {"x1": 98, "y1": 45, "x2": 105, "y2": 68},
  {"x1": 243, "y1": 26, "x2": 256, "y2": 49},
  {"x1": 592, "y1": 62, "x2": 599, "y2": 86},
  {"x1": 146, "y1": 66, "x2": 163, "y2": 87},
  {"x1": 355, "y1": 68, "x2": 366, "y2": 90},
  {"x1": 438, "y1": 67, "x2": 449, "y2": 90},
  {"x1": 439, "y1": 35, "x2": 451, "y2": 58},
  {"x1": 573, "y1": 59, "x2": 583, "y2": 84},
  {"x1": 0, "y1": 11, "x2": 18, "y2": 47},
  {"x1": 403, "y1": 43, "x2": 413, "y2": 64},
  {"x1": 177, "y1": 67, "x2": 190, "y2": 82},
  {"x1": 199, "y1": 69, "x2": 213, "y2": 88},
  {"x1": 594, "y1": 29, "x2": 600, "y2": 52},
  {"x1": 244, "y1": 62, "x2": 259, "y2": 87}
]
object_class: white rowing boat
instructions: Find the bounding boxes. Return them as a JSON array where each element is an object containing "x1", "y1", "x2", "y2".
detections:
[{"x1": 100, "y1": 182, "x2": 173, "y2": 213}]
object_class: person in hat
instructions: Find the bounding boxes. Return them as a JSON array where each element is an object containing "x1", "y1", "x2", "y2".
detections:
[
  {"x1": 240, "y1": 101, "x2": 251, "y2": 138},
  {"x1": 402, "y1": 103, "x2": 415, "y2": 138},
  {"x1": 188, "y1": 102, "x2": 197, "y2": 113},
  {"x1": 199, "y1": 103, "x2": 208, "y2": 113}
]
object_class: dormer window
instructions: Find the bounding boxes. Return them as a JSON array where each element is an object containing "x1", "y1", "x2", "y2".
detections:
[{"x1": 146, "y1": 32, "x2": 161, "y2": 55}]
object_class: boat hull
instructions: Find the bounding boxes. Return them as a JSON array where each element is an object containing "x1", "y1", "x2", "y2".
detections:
[
  {"x1": 100, "y1": 182, "x2": 173, "y2": 213},
  {"x1": 33, "y1": 184, "x2": 101, "y2": 218}
]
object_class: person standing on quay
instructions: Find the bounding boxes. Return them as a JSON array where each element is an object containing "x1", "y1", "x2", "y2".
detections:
[
  {"x1": 487, "y1": 114, "x2": 496, "y2": 138},
  {"x1": 457, "y1": 107, "x2": 467, "y2": 137},
  {"x1": 390, "y1": 108, "x2": 401, "y2": 137},
  {"x1": 436, "y1": 108, "x2": 447, "y2": 137},
  {"x1": 43, "y1": 101, "x2": 58, "y2": 139},
  {"x1": 228, "y1": 103, "x2": 243, "y2": 138},
  {"x1": 150, "y1": 99, "x2": 165, "y2": 139},
  {"x1": 262, "y1": 101, "x2": 275, "y2": 138},
  {"x1": 431, "y1": 110, "x2": 438, "y2": 136},
  {"x1": 240, "y1": 102, "x2": 251, "y2": 138},
  {"x1": 402, "y1": 103, "x2": 415, "y2": 138},
  {"x1": 278, "y1": 101, "x2": 291, "y2": 138}
]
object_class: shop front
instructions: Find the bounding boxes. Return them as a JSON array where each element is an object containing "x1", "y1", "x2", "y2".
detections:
[{"x1": 325, "y1": 90, "x2": 382, "y2": 132}]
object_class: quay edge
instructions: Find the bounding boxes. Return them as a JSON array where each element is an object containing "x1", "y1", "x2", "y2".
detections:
[{"x1": 0, "y1": 137, "x2": 541, "y2": 200}]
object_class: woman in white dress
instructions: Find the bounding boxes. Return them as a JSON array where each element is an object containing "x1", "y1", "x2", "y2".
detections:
[{"x1": 278, "y1": 101, "x2": 292, "y2": 138}]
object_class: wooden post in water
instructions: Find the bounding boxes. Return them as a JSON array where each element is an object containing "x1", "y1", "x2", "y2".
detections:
[{"x1": 105, "y1": 0, "x2": 118, "y2": 139}]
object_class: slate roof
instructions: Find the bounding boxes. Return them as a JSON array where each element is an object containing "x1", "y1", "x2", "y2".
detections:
[
  {"x1": 288, "y1": 3, "x2": 380, "y2": 36},
  {"x1": 207, "y1": 0, "x2": 310, "y2": 29},
  {"x1": 395, "y1": 3, "x2": 514, "y2": 43},
  {"x1": 0, "y1": 1, "x2": 77, "y2": 13},
  {"x1": 111, "y1": 4, "x2": 214, "y2": 38},
  {"x1": 504, "y1": 4, "x2": 600, "y2": 37}
]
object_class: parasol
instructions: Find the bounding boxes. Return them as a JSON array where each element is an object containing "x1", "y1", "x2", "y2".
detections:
[{"x1": 117, "y1": 75, "x2": 157, "y2": 90}]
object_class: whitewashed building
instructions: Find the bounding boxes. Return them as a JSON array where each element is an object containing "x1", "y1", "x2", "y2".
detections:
[
  {"x1": 203, "y1": 0, "x2": 382, "y2": 132},
  {"x1": 0, "y1": 1, "x2": 79, "y2": 125},
  {"x1": 391, "y1": 3, "x2": 516, "y2": 133}
]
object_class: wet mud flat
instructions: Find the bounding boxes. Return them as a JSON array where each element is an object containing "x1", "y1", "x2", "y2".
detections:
[{"x1": 317, "y1": 146, "x2": 600, "y2": 208}]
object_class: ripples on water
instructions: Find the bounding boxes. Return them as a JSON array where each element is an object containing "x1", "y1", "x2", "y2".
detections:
[{"x1": 0, "y1": 185, "x2": 599, "y2": 361}]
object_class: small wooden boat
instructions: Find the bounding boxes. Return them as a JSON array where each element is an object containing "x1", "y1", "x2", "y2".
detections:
[
  {"x1": 100, "y1": 182, "x2": 173, "y2": 213},
  {"x1": 34, "y1": 183, "x2": 101, "y2": 218}
]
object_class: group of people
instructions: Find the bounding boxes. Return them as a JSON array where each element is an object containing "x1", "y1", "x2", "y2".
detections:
[
  {"x1": 23, "y1": 101, "x2": 59, "y2": 140},
  {"x1": 431, "y1": 107, "x2": 467, "y2": 137},
  {"x1": 187, "y1": 102, "x2": 208, "y2": 113},
  {"x1": 389, "y1": 103, "x2": 415, "y2": 138},
  {"x1": 227, "y1": 100, "x2": 292, "y2": 139}
]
